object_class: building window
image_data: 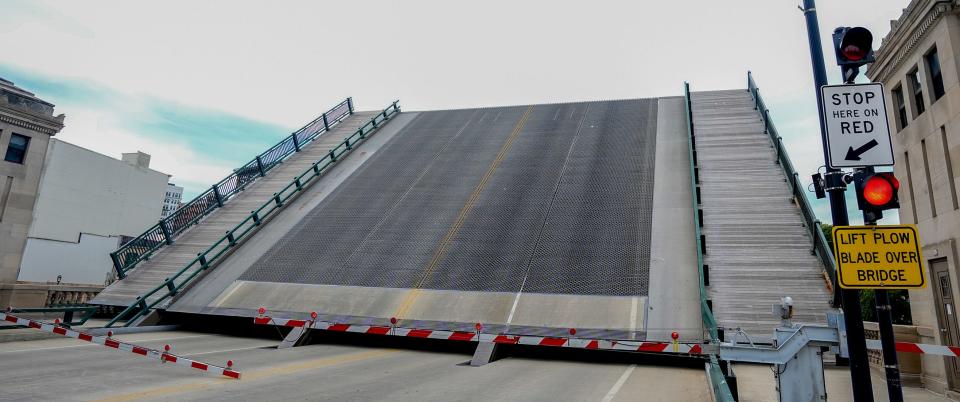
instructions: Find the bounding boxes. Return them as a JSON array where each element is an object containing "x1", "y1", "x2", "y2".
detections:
[
  {"x1": 893, "y1": 85, "x2": 908, "y2": 130},
  {"x1": 0, "y1": 176, "x2": 12, "y2": 222},
  {"x1": 4, "y1": 133, "x2": 30, "y2": 164},
  {"x1": 904, "y1": 152, "x2": 919, "y2": 223},
  {"x1": 922, "y1": 139, "x2": 937, "y2": 218},
  {"x1": 926, "y1": 46, "x2": 946, "y2": 101},
  {"x1": 943, "y1": 126, "x2": 959, "y2": 211},
  {"x1": 908, "y1": 68, "x2": 925, "y2": 116}
]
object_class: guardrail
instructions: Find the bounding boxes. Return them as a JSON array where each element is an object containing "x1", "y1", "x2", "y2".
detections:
[
  {"x1": 110, "y1": 98, "x2": 355, "y2": 279},
  {"x1": 5, "y1": 305, "x2": 99, "y2": 327},
  {"x1": 747, "y1": 71, "x2": 839, "y2": 307},
  {"x1": 684, "y1": 83, "x2": 736, "y2": 402},
  {"x1": 104, "y1": 100, "x2": 400, "y2": 328}
]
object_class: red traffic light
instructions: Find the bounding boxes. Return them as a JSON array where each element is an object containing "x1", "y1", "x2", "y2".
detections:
[
  {"x1": 862, "y1": 173, "x2": 899, "y2": 207},
  {"x1": 863, "y1": 176, "x2": 893, "y2": 206},
  {"x1": 833, "y1": 27, "x2": 875, "y2": 66},
  {"x1": 842, "y1": 45, "x2": 867, "y2": 61}
]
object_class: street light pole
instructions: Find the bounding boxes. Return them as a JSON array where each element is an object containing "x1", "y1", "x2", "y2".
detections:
[{"x1": 801, "y1": 1, "x2": 874, "y2": 400}]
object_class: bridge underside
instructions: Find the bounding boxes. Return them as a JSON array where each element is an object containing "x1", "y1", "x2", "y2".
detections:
[{"x1": 168, "y1": 98, "x2": 702, "y2": 342}]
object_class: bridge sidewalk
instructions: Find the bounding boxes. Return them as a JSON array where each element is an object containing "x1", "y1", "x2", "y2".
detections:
[
  {"x1": 92, "y1": 112, "x2": 379, "y2": 307},
  {"x1": 692, "y1": 89, "x2": 833, "y2": 340}
]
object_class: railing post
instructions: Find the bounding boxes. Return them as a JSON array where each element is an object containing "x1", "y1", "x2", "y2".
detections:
[
  {"x1": 274, "y1": 193, "x2": 283, "y2": 207},
  {"x1": 347, "y1": 97, "x2": 354, "y2": 114},
  {"x1": 159, "y1": 220, "x2": 174, "y2": 245},
  {"x1": 329, "y1": 149, "x2": 337, "y2": 162},
  {"x1": 165, "y1": 279, "x2": 177, "y2": 295},
  {"x1": 212, "y1": 185, "x2": 224, "y2": 207},
  {"x1": 775, "y1": 137, "x2": 783, "y2": 164},
  {"x1": 322, "y1": 113, "x2": 330, "y2": 131},
  {"x1": 252, "y1": 211, "x2": 261, "y2": 226},
  {"x1": 292, "y1": 133, "x2": 301, "y2": 152},
  {"x1": 110, "y1": 252, "x2": 126, "y2": 280},
  {"x1": 226, "y1": 231, "x2": 236, "y2": 247},
  {"x1": 256, "y1": 156, "x2": 266, "y2": 177}
]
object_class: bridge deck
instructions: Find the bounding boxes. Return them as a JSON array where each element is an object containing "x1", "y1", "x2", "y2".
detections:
[{"x1": 168, "y1": 99, "x2": 702, "y2": 342}]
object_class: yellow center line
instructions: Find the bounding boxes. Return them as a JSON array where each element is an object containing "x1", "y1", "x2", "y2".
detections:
[
  {"x1": 90, "y1": 349, "x2": 400, "y2": 402},
  {"x1": 393, "y1": 106, "x2": 535, "y2": 319}
]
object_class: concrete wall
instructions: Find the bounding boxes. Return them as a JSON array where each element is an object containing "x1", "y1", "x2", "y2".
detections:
[
  {"x1": 27, "y1": 139, "x2": 169, "y2": 243},
  {"x1": 18, "y1": 233, "x2": 119, "y2": 285},
  {"x1": 868, "y1": 2, "x2": 960, "y2": 395},
  {"x1": 0, "y1": 94, "x2": 61, "y2": 283},
  {"x1": 15, "y1": 139, "x2": 169, "y2": 286}
]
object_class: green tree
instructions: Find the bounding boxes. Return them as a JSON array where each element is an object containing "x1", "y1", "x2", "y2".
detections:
[
  {"x1": 820, "y1": 223, "x2": 833, "y2": 250},
  {"x1": 860, "y1": 290, "x2": 913, "y2": 325}
]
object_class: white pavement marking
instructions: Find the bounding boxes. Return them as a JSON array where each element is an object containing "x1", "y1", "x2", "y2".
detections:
[
  {"x1": 0, "y1": 334, "x2": 212, "y2": 354},
  {"x1": 602, "y1": 364, "x2": 636, "y2": 402},
  {"x1": 184, "y1": 345, "x2": 271, "y2": 357}
]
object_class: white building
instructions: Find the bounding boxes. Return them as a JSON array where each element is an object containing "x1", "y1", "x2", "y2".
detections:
[
  {"x1": 17, "y1": 141, "x2": 169, "y2": 285},
  {"x1": 161, "y1": 182, "x2": 183, "y2": 218}
]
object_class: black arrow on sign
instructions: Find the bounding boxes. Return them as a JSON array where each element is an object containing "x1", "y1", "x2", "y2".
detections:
[{"x1": 845, "y1": 139, "x2": 880, "y2": 161}]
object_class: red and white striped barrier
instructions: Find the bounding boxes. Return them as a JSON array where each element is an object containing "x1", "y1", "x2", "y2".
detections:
[
  {"x1": 253, "y1": 315, "x2": 703, "y2": 355},
  {"x1": 866, "y1": 339, "x2": 960, "y2": 357},
  {"x1": 1, "y1": 312, "x2": 241, "y2": 379}
]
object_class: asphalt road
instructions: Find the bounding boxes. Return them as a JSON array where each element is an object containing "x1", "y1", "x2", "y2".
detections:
[{"x1": 0, "y1": 330, "x2": 711, "y2": 401}]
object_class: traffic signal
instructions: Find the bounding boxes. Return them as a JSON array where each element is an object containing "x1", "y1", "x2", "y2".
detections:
[
  {"x1": 832, "y1": 27, "x2": 875, "y2": 67},
  {"x1": 853, "y1": 171, "x2": 899, "y2": 220}
]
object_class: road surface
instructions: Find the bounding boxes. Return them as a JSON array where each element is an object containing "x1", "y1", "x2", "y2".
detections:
[{"x1": 0, "y1": 329, "x2": 710, "y2": 401}]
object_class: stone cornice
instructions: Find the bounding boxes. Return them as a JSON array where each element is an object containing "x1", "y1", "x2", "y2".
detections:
[
  {"x1": 868, "y1": 0, "x2": 957, "y2": 83},
  {"x1": 0, "y1": 106, "x2": 64, "y2": 136}
]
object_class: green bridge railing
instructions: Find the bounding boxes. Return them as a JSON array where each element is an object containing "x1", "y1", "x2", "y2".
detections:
[
  {"x1": 110, "y1": 98, "x2": 356, "y2": 279},
  {"x1": 104, "y1": 100, "x2": 401, "y2": 327},
  {"x1": 684, "y1": 82, "x2": 735, "y2": 402},
  {"x1": 747, "y1": 72, "x2": 839, "y2": 307}
]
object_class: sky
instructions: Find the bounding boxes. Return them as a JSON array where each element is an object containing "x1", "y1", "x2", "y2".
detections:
[{"x1": 0, "y1": 0, "x2": 911, "y2": 224}]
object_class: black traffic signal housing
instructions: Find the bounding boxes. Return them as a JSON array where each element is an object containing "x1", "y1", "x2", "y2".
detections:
[
  {"x1": 853, "y1": 171, "x2": 899, "y2": 222},
  {"x1": 833, "y1": 27, "x2": 875, "y2": 67}
]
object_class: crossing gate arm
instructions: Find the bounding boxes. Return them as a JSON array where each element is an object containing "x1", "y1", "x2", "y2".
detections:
[
  {"x1": 0, "y1": 312, "x2": 241, "y2": 379},
  {"x1": 253, "y1": 315, "x2": 717, "y2": 356}
]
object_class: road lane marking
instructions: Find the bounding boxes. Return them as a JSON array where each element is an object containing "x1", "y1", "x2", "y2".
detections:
[
  {"x1": 91, "y1": 349, "x2": 401, "y2": 402},
  {"x1": 601, "y1": 364, "x2": 636, "y2": 402},
  {"x1": 183, "y1": 344, "x2": 273, "y2": 357},
  {"x1": 0, "y1": 334, "x2": 211, "y2": 354},
  {"x1": 394, "y1": 106, "x2": 534, "y2": 319},
  {"x1": 505, "y1": 104, "x2": 589, "y2": 327}
]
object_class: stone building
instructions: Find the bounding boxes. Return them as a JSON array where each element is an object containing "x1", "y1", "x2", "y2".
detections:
[
  {"x1": 0, "y1": 77, "x2": 64, "y2": 307},
  {"x1": 867, "y1": 0, "x2": 960, "y2": 396}
]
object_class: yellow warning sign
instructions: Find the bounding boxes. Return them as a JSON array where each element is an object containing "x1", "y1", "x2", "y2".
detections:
[{"x1": 832, "y1": 225, "x2": 926, "y2": 289}]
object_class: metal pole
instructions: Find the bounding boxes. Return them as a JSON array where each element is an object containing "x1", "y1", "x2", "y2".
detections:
[
  {"x1": 860, "y1": 166, "x2": 904, "y2": 402},
  {"x1": 801, "y1": 1, "x2": 873, "y2": 400}
]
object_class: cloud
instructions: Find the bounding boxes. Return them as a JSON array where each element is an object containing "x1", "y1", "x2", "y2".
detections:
[
  {"x1": 57, "y1": 106, "x2": 237, "y2": 191},
  {"x1": 0, "y1": 66, "x2": 296, "y2": 198},
  {"x1": 0, "y1": 0, "x2": 911, "y2": 218}
]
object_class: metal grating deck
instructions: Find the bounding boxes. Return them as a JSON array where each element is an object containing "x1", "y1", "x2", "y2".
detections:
[{"x1": 240, "y1": 99, "x2": 658, "y2": 297}]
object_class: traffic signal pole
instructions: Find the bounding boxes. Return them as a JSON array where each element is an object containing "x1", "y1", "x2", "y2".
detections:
[
  {"x1": 859, "y1": 165, "x2": 904, "y2": 402},
  {"x1": 801, "y1": 1, "x2": 874, "y2": 400}
]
